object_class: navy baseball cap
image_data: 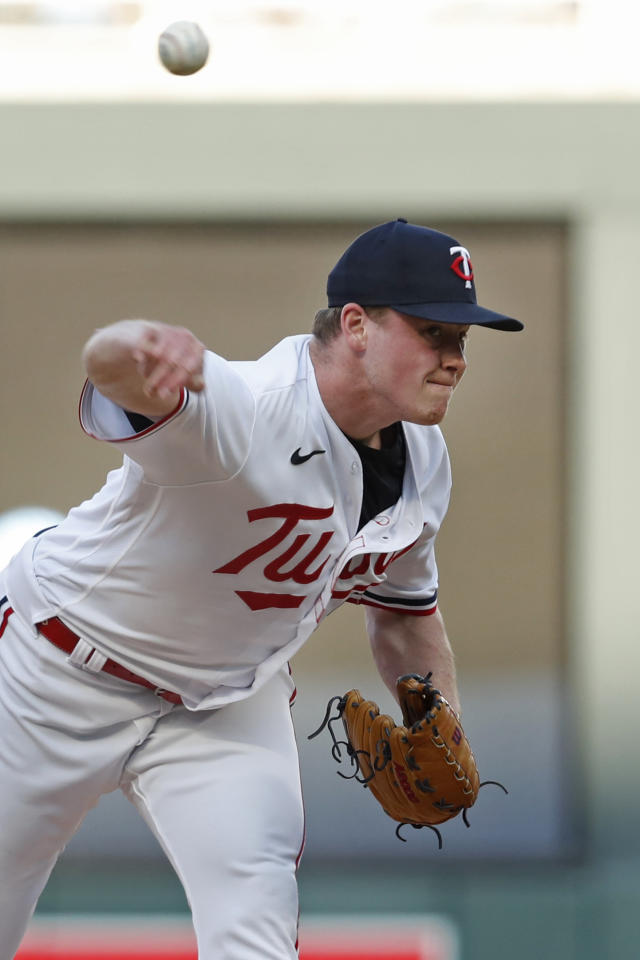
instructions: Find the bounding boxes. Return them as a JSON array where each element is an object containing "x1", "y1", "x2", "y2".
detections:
[{"x1": 327, "y1": 219, "x2": 523, "y2": 331}]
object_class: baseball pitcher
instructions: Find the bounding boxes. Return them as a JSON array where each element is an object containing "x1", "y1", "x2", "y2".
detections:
[{"x1": 0, "y1": 220, "x2": 522, "y2": 959}]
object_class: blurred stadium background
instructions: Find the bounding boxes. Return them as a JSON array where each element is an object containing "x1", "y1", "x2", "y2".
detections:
[{"x1": 1, "y1": 1, "x2": 639, "y2": 958}]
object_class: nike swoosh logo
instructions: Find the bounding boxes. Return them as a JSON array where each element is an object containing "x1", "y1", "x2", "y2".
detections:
[{"x1": 290, "y1": 447, "x2": 326, "y2": 465}]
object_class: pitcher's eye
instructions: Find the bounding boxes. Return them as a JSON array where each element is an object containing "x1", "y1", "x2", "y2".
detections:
[{"x1": 423, "y1": 325, "x2": 442, "y2": 340}]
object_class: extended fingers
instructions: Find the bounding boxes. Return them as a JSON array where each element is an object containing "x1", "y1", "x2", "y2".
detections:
[
  {"x1": 144, "y1": 356, "x2": 202, "y2": 399},
  {"x1": 133, "y1": 327, "x2": 205, "y2": 398}
]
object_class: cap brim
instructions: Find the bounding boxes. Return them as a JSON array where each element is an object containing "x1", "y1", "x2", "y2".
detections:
[{"x1": 389, "y1": 301, "x2": 523, "y2": 332}]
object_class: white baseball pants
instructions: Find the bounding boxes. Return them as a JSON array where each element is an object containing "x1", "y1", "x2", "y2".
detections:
[{"x1": 0, "y1": 589, "x2": 304, "y2": 960}]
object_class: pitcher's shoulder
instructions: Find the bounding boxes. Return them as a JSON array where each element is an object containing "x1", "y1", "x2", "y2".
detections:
[{"x1": 227, "y1": 335, "x2": 312, "y2": 396}]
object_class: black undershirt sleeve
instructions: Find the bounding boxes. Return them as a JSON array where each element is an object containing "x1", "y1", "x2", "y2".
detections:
[{"x1": 125, "y1": 410, "x2": 155, "y2": 433}]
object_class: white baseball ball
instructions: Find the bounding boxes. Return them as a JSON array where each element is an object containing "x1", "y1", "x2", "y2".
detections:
[{"x1": 158, "y1": 21, "x2": 210, "y2": 76}]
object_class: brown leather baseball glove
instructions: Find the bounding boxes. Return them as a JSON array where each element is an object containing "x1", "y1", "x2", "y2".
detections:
[{"x1": 309, "y1": 673, "x2": 504, "y2": 847}]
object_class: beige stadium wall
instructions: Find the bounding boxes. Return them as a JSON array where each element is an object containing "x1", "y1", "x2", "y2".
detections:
[{"x1": 0, "y1": 102, "x2": 638, "y2": 864}]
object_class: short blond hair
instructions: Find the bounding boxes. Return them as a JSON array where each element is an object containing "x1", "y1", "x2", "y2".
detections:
[{"x1": 312, "y1": 306, "x2": 388, "y2": 345}]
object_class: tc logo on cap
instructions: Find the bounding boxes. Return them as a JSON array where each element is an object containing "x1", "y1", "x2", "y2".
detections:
[{"x1": 449, "y1": 245, "x2": 474, "y2": 289}]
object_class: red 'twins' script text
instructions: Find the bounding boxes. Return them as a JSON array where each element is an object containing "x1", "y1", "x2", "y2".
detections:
[{"x1": 212, "y1": 502, "x2": 415, "y2": 612}]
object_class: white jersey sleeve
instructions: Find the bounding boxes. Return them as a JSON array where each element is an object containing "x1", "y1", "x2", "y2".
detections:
[
  {"x1": 79, "y1": 350, "x2": 256, "y2": 484},
  {"x1": 358, "y1": 525, "x2": 440, "y2": 615}
]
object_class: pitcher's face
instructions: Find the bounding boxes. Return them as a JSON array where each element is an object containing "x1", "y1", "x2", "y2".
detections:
[{"x1": 361, "y1": 309, "x2": 469, "y2": 426}]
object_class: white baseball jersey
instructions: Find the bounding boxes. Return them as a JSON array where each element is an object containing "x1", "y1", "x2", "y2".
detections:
[{"x1": 6, "y1": 335, "x2": 451, "y2": 711}]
